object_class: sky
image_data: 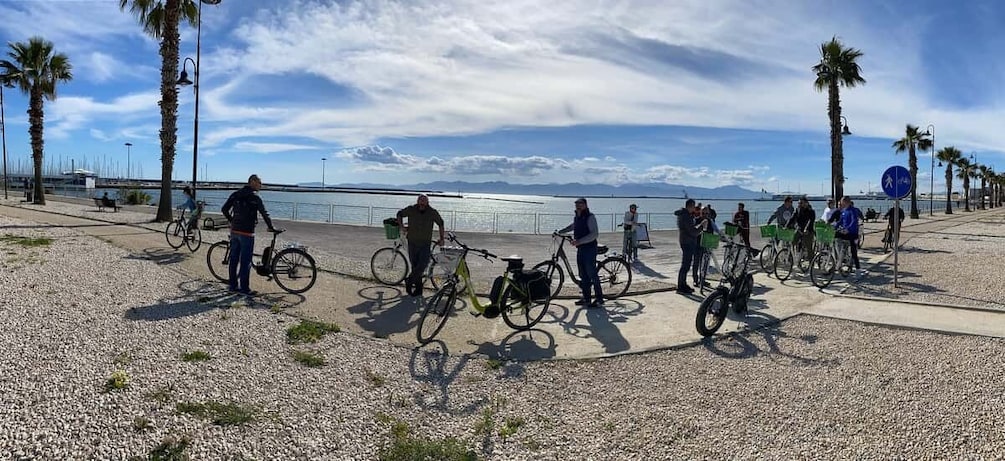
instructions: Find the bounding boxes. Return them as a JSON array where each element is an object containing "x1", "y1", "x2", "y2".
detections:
[{"x1": 0, "y1": 0, "x2": 1003, "y2": 196}]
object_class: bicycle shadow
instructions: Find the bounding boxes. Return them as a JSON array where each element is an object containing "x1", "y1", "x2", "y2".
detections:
[
  {"x1": 701, "y1": 313, "x2": 838, "y2": 366},
  {"x1": 471, "y1": 328, "x2": 557, "y2": 361},
  {"x1": 407, "y1": 341, "x2": 485, "y2": 416},
  {"x1": 347, "y1": 285, "x2": 422, "y2": 337},
  {"x1": 124, "y1": 280, "x2": 233, "y2": 321},
  {"x1": 124, "y1": 247, "x2": 190, "y2": 266}
]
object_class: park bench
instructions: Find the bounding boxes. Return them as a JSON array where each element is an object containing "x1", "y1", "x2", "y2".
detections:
[{"x1": 93, "y1": 197, "x2": 121, "y2": 212}]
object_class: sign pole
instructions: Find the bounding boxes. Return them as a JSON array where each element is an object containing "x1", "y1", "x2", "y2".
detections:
[
  {"x1": 893, "y1": 198, "x2": 900, "y2": 288},
  {"x1": 881, "y1": 165, "x2": 911, "y2": 290}
]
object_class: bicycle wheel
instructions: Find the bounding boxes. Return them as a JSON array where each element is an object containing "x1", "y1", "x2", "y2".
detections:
[
  {"x1": 758, "y1": 243, "x2": 776, "y2": 274},
  {"x1": 184, "y1": 225, "x2": 202, "y2": 252},
  {"x1": 882, "y1": 229, "x2": 892, "y2": 253},
  {"x1": 501, "y1": 285, "x2": 550, "y2": 330},
  {"x1": 370, "y1": 247, "x2": 408, "y2": 285},
  {"x1": 272, "y1": 248, "x2": 318, "y2": 294},
  {"x1": 598, "y1": 257, "x2": 632, "y2": 299},
  {"x1": 697, "y1": 251, "x2": 711, "y2": 294},
  {"x1": 773, "y1": 248, "x2": 794, "y2": 281},
  {"x1": 696, "y1": 289, "x2": 728, "y2": 337},
  {"x1": 797, "y1": 248, "x2": 812, "y2": 273},
  {"x1": 205, "y1": 240, "x2": 231, "y2": 282},
  {"x1": 532, "y1": 261, "x2": 565, "y2": 300},
  {"x1": 416, "y1": 283, "x2": 457, "y2": 345},
  {"x1": 165, "y1": 221, "x2": 185, "y2": 249},
  {"x1": 809, "y1": 251, "x2": 835, "y2": 288}
]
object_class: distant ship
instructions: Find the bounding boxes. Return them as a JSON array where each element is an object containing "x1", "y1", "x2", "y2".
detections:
[{"x1": 754, "y1": 191, "x2": 828, "y2": 201}]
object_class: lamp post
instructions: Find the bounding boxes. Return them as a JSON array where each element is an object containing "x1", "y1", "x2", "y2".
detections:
[
  {"x1": 829, "y1": 116, "x2": 852, "y2": 200},
  {"x1": 124, "y1": 142, "x2": 132, "y2": 181},
  {"x1": 176, "y1": 0, "x2": 222, "y2": 198},
  {"x1": 970, "y1": 153, "x2": 977, "y2": 210},
  {"x1": 922, "y1": 124, "x2": 935, "y2": 215},
  {"x1": 321, "y1": 157, "x2": 327, "y2": 190}
]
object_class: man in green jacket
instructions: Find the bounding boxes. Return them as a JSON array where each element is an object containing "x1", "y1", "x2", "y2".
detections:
[{"x1": 397, "y1": 194, "x2": 445, "y2": 297}]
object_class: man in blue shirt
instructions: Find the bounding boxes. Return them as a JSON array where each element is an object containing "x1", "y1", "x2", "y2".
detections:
[{"x1": 834, "y1": 196, "x2": 861, "y2": 273}]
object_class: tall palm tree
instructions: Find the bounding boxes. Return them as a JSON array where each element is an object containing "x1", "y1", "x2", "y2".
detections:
[
  {"x1": 936, "y1": 147, "x2": 962, "y2": 214},
  {"x1": 813, "y1": 37, "x2": 865, "y2": 202},
  {"x1": 956, "y1": 158, "x2": 975, "y2": 212},
  {"x1": 891, "y1": 124, "x2": 933, "y2": 219},
  {"x1": 0, "y1": 37, "x2": 73, "y2": 205},
  {"x1": 119, "y1": 0, "x2": 199, "y2": 222}
]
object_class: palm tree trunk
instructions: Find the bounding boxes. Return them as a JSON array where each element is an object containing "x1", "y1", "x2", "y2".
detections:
[
  {"x1": 963, "y1": 178, "x2": 971, "y2": 212},
  {"x1": 980, "y1": 177, "x2": 986, "y2": 210},
  {"x1": 155, "y1": 0, "x2": 183, "y2": 222},
  {"x1": 908, "y1": 148, "x2": 919, "y2": 218},
  {"x1": 829, "y1": 82, "x2": 843, "y2": 200},
  {"x1": 29, "y1": 88, "x2": 45, "y2": 205},
  {"x1": 944, "y1": 166, "x2": 953, "y2": 214}
]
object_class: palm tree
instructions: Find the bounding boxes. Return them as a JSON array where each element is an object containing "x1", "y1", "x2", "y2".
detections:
[
  {"x1": 0, "y1": 37, "x2": 73, "y2": 205},
  {"x1": 813, "y1": 37, "x2": 865, "y2": 202},
  {"x1": 956, "y1": 158, "x2": 975, "y2": 212},
  {"x1": 119, "y1": 0, "x2": 199, "y2": 222},
  {"x1": 891, "y1": 124, "x2": 933, "y2": 219},
  {"x1": 936, "y1": 147, "x2": 962, "y2": 214},
  {"x1": 978, "y1": 165, "x2": 991, "y2": 210}
]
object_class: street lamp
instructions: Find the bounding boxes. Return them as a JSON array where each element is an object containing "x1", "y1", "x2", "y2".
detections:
[
  {"x1": 321, "y1": 157, "x2": 327, "y2": 190},
  {"x1": 840, "y1": 115, "x2": 852, "y2": 136},
  {"x1": 828, "y1": 116, "x2": 852, "y2": 200},
  {"x1": 922, "y1": 124, "x2": 935, "y2": 215},
  {"x1": 176, "y1": 0, "x2": 222, "y2": 198},
  {"x1": 124, "y1": 142, "x2": 132, "y2": 181},
  {"x1": 970, "y1": 153, "x2": 977, "y2": 210}
]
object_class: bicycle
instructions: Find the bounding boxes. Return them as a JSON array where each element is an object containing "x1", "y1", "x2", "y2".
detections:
[
  {"x1": 206, "y1": 228, "x2": 318, "y2": 294},
  {"x1": 165, "y1": 201, "x2": 205, "y2": 252},
  {"x1": 416, "y1": 232, "x2": 551, "y2": 345},
  {"x1": 808, "y1": 226, "x2": 855, "y2": 289},
  {"x1": 772, "y1": 227, "x2": 814, "y2": 281},
  {"x1": 532, "y1": 233, "x2": 633, "y2": 300},
  {"x1": 617, "y1": 223, "x2": 639, "y2": 263},
  {"x1": 694, "y1": 232, "x2": 722, "y2": 294},
  {"x1": 369, "y1": 219, "x2": 446, "y2": 289},
  {"x1": 695, "y1": 236, "x2": 756, "y2": 337},
  {"x1": 881, "y1": 220, "x2": 902, "y2": 253}
]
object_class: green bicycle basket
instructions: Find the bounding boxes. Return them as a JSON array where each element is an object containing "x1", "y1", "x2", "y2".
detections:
[
  {"x1": 724, "y1": 222, "x2": 739, "y2": 237},
  {"x1": 759, "y1": 225, "x2": 777, "y2": 238},
  {"x1": 777, "y1": 228, "x2": 797, "y2": 243},
  {"x1": 700, "y1": 232, "x2": 720, "y2": 250},
  {"x1": 816, "y1": 226, "x2": 836, "y2": 244},
  {"x1": 382, "y1": 218, "x2": 400, "y2": 240}
]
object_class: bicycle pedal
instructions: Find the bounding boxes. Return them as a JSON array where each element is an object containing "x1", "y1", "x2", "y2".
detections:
[{"x1": 468, "y1": 309, "x2": 481, "y2": 317}]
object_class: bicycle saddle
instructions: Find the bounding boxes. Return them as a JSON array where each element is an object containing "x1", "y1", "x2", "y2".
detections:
[
  {"x1": 597, "y1": 245, "x2": 608, "y2": 255},
  {"x1": 501, "y1": 255, "x2": 523, "y2": 272}
]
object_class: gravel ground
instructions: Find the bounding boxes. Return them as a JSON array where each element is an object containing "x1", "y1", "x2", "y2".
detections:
[
  {"x1": 3, "y1": 211, "x2": 1005, "y2": 459},
  {"x1": 847, "y1": 215, "x2": 1005, "y2": 309}
]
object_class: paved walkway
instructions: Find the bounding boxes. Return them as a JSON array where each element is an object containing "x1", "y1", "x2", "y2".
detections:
[{"x1": 2, "y1": 196, "x2": 1004, "y2": 361}]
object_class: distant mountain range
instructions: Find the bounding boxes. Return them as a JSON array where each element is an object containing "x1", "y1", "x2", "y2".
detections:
[{"x1": 298, "y1": 180, "x2": 764, "y2": 200}]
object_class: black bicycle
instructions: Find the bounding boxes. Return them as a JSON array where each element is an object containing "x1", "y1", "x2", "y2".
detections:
[
  {"x1": 532, "y1": 233, "x2": 632, "y2": 299},
  {"x1": 205, "y1": 229, "x2": 318, "y2": 294},
  {"x1": 695, "y1": 237, "x2": 755, "y2": 337}
]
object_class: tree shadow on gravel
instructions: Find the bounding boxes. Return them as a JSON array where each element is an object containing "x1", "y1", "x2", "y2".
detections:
[{"x1": 701, "y1": 314, "x2": 839, "y2": 366}]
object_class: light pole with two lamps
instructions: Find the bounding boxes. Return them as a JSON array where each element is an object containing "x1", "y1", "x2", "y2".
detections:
[
  {"x1": 922, "y1": 124, "x2": 935, "y2": 215},
  {"x1": 176, "y1": 0, "x2": 222, "y2": 198}
]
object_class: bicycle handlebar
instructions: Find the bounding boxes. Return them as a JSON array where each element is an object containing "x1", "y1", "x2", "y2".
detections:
[{"x1": 446, "y1": 232, "x2": 496, "y2": 260}]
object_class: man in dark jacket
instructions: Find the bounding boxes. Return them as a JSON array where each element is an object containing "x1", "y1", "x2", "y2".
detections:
[
  {"x1": 396, "y1": 194, "x2": 445, "y2": 297},
  {"x1": 558, "y1": 198, "x2": 604, "y2": 308},
  {"x1": 221, "y1": 174, "x2": 275, "y2": 295},
  {"x1": 675, "y1": 199, "x2": 699, "y2": 294}
]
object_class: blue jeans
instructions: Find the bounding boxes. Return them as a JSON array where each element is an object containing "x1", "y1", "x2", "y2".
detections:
[
  {"x1": 678, "y1": 242, "x2": 697, "y2": 288},
  {"x1": 576, "y1": 244, "x2": 603, "y2": 303},
  {"x1": 228, "y1": 234, "x2": 255, "y2": 292}
]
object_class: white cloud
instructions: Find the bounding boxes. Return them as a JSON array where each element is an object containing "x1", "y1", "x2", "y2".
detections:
[{"x1": 233, "y1": 142, "x2": 319, "y2": 154}]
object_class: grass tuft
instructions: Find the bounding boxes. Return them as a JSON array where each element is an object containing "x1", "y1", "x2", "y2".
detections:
[
  {"x1": 292, "y1": 350, "x2": 326, "y2": 367},
  {"x1": 286, "y1": 319, "x2": 340, "y2": 344},
  {"x1": 105, "y1": 370, "x2": 130, "y2": 392},
  {"x1": 181, "y1": 350, "x2": 212, "y2": 362},
  {"x1": 0, "y1": 234, "x2": 53, "y2": 247},
  {"x1": 175, "y1": 400, "x2": 256, "y2": 426}
]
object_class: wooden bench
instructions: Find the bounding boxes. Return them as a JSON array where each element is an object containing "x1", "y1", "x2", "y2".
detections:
[{"x1": 93, "y1": 197, "x2": 121, "y2": 212}]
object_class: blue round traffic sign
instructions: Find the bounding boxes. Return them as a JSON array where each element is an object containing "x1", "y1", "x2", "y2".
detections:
[{"x1": 881, "y1": 166, "x2": 912, "y2": 199}]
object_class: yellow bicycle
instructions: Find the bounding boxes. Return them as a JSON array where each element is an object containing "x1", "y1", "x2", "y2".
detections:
[{"x1": 416, "y1": 232, "x2": 552, "y2": 345}]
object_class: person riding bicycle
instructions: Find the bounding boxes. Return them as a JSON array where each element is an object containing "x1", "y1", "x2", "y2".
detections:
[
  {"x1": 833, "y1": 196, "x2": 861, "y2": 274},
  {"x1": 221, "y1": 174, "x2": 276, "y2": 296},
  {"x1": 557, "y1": 197, "x2": 604, "y2": 308},
  {"x1": 766, "y1": 196, "x2": 796, "y2": 228},
  {"x1": 622, "y1": 203, "x2": 639, "y2": 262},
  {"x1": 178, "y1": 186, "x2": 201, "y2": 234},
  {"x1": 396, "y1": 194, "x2": 445, "y2": 297},
  {"x1": 882, "y1": 205, "x2": 906, "y2": 245},
  {"x1": 792, "y1": 197, "x2": 816, "y2": 261}
]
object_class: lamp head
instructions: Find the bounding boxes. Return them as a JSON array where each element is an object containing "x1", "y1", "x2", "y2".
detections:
[
  {"x1": 841, "y1": 124, "x2": 851, "y2": 136},
  {"x1": 200, "y1": 0, "x2": 223, "y2": 4},
  {"x1": 176, "y1": 69, "x2": 193, "y2": 86},
  {"x1": 124, "y1": 142, "x2": 132, "y2": 147},
  {"x1": 938, "y1": 161, "x2": 943, "y2": 167}
]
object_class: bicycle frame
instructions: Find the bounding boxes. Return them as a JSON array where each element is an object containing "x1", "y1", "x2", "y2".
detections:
[
  {"x1": 445, "y1": 249, "x2": 529, "y2": 315},
  {"x1": 546, "y1": 234, "x2": 610, "y2": 285}
]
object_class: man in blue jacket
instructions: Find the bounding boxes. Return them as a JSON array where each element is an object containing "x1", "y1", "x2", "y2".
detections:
[
  {"x1": 557, "y1": 198, "x2": 604, "y2": 308},
  {"x1": 222, "y1": 175, "x2": 276, "y2": 295}
]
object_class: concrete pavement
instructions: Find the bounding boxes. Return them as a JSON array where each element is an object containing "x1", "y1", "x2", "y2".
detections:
[{"x1": 3, "y1": 195, "x2": 1004, "y2": 361}]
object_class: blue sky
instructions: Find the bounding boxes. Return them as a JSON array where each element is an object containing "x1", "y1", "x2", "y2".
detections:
[{"x1": 0, "y1": 0, "x2": 1002, "y2": 195}]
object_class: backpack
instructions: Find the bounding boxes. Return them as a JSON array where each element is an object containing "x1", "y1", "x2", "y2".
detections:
[{"x1": 515, "y1": 269, "x2": 550, "y2": 303}]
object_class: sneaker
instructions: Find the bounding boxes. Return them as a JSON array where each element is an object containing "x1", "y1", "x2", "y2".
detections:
[
  {"x1": 589, "y1": 300, "x2": 605, "y2": 309},
  {"x1": 676, "y1": 285, "x2": 694, "y2": 294},
  {"x1": 700, "y1": 281, "x2": 712, "y2": 288},
  {"x1": 574, "y1": 299, "x2": 589, "y2": 306},
  {"x1": 238, "y1": 289, "x2": 258, "y2": 296}
]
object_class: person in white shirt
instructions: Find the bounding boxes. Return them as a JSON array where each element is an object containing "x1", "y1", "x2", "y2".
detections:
[{"x1": 821, "y1": 198, "x2": 836, "y2": 223}]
